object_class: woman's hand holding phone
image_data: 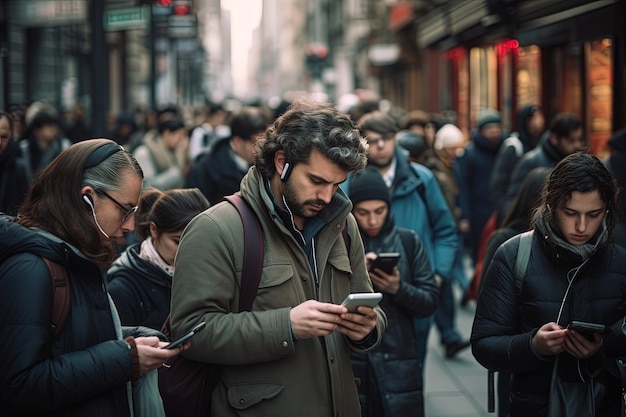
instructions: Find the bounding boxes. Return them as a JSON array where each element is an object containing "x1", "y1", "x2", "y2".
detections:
[{"x1": 134, "y1": 336, "x2": 191, "y2": 376}]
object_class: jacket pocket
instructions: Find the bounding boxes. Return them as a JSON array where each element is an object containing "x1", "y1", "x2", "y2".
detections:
[
  {"x1": 253, "y1": 264, "x2": 298, "y2": 309},
  {"x1": 227, "y1": 382, "x2": 285, "y2": 410},
  {"x1": 257, "y1": 264, "x2": 293, "y2": 288},
  {"x1": 327, "y1": 254, "x2": 353, "y2": 303}
]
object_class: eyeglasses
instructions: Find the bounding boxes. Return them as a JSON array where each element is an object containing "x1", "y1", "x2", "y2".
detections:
[
  {"x1": 96, "y1": 189, "x2": 138, "y2": 223},
  {"x1": 366, "y1": 133, "x2": 395, "y2": 146}
]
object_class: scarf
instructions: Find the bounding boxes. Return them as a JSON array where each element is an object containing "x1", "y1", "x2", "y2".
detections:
[{"x1": 139, "y1": 238, "x2": 174, "y2": 276}]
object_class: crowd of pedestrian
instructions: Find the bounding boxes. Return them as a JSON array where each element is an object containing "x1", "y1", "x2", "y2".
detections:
[{"x1": 1, "y1": 93, "x2": 626, "y2": 417}]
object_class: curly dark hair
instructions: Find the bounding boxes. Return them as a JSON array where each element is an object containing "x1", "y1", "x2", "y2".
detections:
[{"x1": 254, "y1": 101, "x2": 368, "y2": 179}]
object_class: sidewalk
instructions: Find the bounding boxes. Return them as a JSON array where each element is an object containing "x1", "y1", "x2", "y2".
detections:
[{"x1": 423, "y1": 298, "x2": 492, "y2": 417}]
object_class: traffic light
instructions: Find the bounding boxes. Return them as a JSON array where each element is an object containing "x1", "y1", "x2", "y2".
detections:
[
  {"x1": 155, "y1": 0, "x2": 172, "y2": 6},
  {"x1": 305, "y1": 43, "x2": 328, "y2": 78}
]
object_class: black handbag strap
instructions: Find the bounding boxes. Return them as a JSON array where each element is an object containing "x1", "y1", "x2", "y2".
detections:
[{"x1": 224, "y1": 193, "x2": 264, "y2": 312}]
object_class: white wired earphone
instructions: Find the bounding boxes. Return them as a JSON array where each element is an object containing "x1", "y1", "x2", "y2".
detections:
[{"x1": 83, "y1": 194, "x2": 110, "y2": 239}]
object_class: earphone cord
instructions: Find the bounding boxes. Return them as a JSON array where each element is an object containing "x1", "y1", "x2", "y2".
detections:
[{"x1": 555, "y1": 258, "x2": 589, "y2": 327}]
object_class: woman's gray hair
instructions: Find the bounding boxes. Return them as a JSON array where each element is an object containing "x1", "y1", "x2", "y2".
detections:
[{"x1": 82, "y1": 150, "x2": 143, "y2": 193}]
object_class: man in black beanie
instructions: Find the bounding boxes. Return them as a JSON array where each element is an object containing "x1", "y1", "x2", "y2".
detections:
[{"x1": 348, "y1": 166, "x2": 439, "y2": 417}]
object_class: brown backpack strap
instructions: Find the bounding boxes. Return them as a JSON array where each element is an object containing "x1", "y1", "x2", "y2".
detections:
[
  {"x1": 224, "y1": 193, "x2": 264, "y2": 312},
  {"x1": 42, "y1": 258, "x2": 70, "y2": 339}
]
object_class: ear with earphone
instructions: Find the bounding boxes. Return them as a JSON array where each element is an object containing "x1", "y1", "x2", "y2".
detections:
[
  {"x1": 280, "y1": 162, "x2": 292, "y2": 182},
  {"x1": 83, "y1": 194, "x2": 110, "y2": 238}
]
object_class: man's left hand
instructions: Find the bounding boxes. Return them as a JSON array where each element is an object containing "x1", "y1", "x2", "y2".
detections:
[{"x1": 336, "y1": 306, "x2": 377, "y2": 342}]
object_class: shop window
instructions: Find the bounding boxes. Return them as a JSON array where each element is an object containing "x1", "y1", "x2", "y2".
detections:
[
  {"x1": 469, "y1": 47, "x2": 497, "y2": 128},
  {"x1": 586, "y1": 38, "x2": 613, "y2": 156},
  {"x1": 515, "y1": 45, "x2": 541, "y2": 110}
]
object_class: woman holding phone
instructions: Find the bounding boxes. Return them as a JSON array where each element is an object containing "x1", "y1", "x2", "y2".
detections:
[
  {"x1": 471, "y1": 152, "x2": 626, "y2": 416},
  {"x1": 348, "y1": 167, "x2": 439, "y2": 417},
  {"x1": 0, "y1": 139, "x2": 185, "y2": 417}
]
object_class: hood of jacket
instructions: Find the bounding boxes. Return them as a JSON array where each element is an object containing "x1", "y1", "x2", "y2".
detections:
[
  {"x1": 391, "y1": 146, "x2": 424, "y2": 198},
  {"x1": 517, "y1": 105, "x2": 543, "y2": 150}
]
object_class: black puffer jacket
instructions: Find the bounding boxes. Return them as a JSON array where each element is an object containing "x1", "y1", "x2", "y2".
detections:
[
  {"x1": 351, "y1": 216, "x2": 439, "y2": 417},
  {"x1": 108, "y1": 242, "x2": 172, "y2": 329},
  {"x1": 471, "y1": 230, "x2": 626, "y2": 417},
  {"x1": 0, "y1": 215, "x2": 134, "y2": 417}
]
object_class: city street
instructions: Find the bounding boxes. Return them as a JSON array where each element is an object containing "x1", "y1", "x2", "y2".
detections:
[{"x1": 424, "y1": 295, "x2": 491, "y2": 417}]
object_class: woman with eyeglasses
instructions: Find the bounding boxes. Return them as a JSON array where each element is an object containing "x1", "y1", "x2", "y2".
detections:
[
  {"x1": 108, "y1": 187, "x2": 209, "y2": 329},
  {"x1": 471, "y1": 152, "x2": 626, "y2": 417},
  {"x1": 0, "y1": 139, "x2": 186, "y2": 417}
]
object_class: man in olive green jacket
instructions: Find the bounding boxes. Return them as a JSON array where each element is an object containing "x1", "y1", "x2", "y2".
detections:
[{"x1": 171, "y1": 101, "x2": 387, "y2": 417}]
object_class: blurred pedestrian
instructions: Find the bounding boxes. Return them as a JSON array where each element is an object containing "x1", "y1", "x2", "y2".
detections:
[
  {"x1": 108, "y1": 188, "x2": 209, "y2": 329},
  {"x1": 0, "y1": 138, "x2": 184, "y2": 416},
  {"x1": 188, "y1": 101, "x2": 229, "y2": 162},
  {"x1": 133, "y1": 118, "x2": 188, "y2": 191},
  {"x1": 472, "y1": 152, "x2": 626, "y2": 417},
  {"x1": 64, "y1": 103, "x2": 93, "y2": 143},
  {"x1": 348, "y1": 167, "x2": 438, "y2": 417},
  {"x1": 18, "y1": 107, "x2": 71, "y2": 183},
  {"x1": 184, "y1": 106, "x2": 268, "y2": 205},
  {"x1": 501, "y1": 112, "x2": 585, "y2": 218},
  {"x1": 603, "y1": 126, "x2": 626, "y2": 248},
  {"x1": 0, "y1": 111, "x2": 29, "y2": 216},
  {"x1": 454, "y1": 109, "x2": 506, "y2": 264},
  {"x1": 491, "y1": 105, "x2": 546, "y2": 225}
]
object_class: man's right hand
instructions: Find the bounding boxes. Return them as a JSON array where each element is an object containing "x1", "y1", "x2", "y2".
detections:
[{"x1": 290, "y1": 300, "x2": 347, "y2": 339}]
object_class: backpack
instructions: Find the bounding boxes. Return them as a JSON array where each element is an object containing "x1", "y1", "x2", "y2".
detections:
[
  {"x1": 486, "y1": 230, "x2": 533, "y2": 412},
  {"x1": 44, "y1": 257, "x2": 71, "y2": 340},
  {"x1": 158, "y1": 193, "x2": 264, "y2": 417}
]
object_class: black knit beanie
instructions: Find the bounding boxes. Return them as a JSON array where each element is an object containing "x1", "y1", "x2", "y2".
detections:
[{"x1": 349, "y1": 167, "x2": 391, "y2": 206}]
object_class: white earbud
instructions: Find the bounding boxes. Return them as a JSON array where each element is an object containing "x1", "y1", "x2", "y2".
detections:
[
  {"x1": 83, "y1": 194, "x2": 110, "y2": 239},
  {"x1": 280, "y1": 162, "x2": 291, "y2": 181}
]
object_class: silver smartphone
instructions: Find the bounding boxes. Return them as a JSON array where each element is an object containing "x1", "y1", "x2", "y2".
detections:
[{"x1": 340, "y1": 292, "x2": 383, "y2": 312}]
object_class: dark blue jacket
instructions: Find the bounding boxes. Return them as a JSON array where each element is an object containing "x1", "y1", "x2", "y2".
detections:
[
  {"x1": 0, "y1": 215, "x2": 134, "y2": 417},
  {"x1": 454, "y1": 130, "x2": 504, "y2": 258},
  {"x1": 184, "y1": 136, "x2": 249, "y2": 205}
]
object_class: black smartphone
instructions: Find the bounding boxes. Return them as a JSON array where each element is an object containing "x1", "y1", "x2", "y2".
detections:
[
  {"x1": 369, "y1": 252, "x2": 400, "y2": 275},
  {"x1": 164, "y1": 321, "x2": 206, "y2": 350},
  {"x1": 567, "y1": 320, "x2": 608, "y2": 342}
]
